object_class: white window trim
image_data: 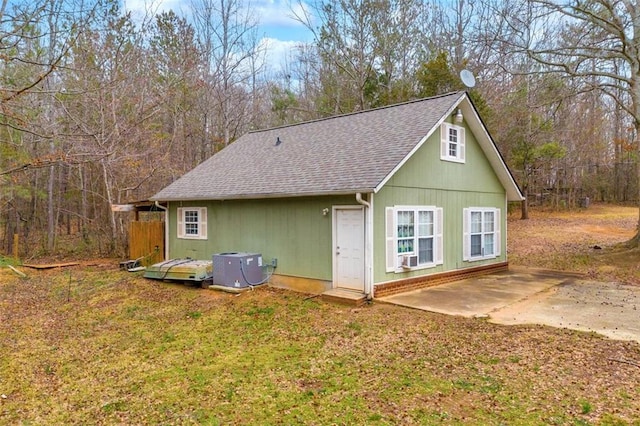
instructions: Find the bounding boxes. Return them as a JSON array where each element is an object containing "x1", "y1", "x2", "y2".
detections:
[
  {"x1": 385, "y1": 205, "x2": 443, "y2": 273},
  {"x1": 463, "y1": 207, "x2": 501, "y2": 261},
  {"x1": 177, "y1": 207, "x2": 208, "y2": 240},
  {"x1": 440, "y1": 122, "x2": 466, "y2": 163}
]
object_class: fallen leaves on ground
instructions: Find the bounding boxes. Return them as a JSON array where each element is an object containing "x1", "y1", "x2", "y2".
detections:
[
  {"x1": 0, "y1": 204, "x2": 639, "y2": 424},
  {"x1": 508, "y1": 204, "x2": 640, "y2": 284}
]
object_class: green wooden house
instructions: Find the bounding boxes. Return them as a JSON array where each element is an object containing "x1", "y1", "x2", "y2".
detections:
[{"x1": 150, "y1": 92, "x2": 523, "y2": 299}]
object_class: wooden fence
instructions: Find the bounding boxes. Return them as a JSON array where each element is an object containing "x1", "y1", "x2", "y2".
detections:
[{"x1": 129, "y1": 221, "x2": 164, "y2": 266}]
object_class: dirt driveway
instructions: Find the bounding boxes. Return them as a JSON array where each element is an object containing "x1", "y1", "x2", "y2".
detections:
[{"x1": 378, "y1": 267, "x2": 640, "y2": 343}]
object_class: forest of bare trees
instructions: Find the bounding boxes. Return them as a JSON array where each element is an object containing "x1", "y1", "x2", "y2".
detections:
[{"x1": 1, "y1": 0, "x2": 638, "y2": 258}]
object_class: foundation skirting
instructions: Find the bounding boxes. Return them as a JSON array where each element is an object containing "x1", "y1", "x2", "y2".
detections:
[{"x1": 374, "y1": 262, "x2": 509, "y2": 298}]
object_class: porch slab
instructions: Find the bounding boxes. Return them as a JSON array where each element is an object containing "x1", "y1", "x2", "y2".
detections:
[{"x1": 321, "y1": 288, "x2": 367, "y2": 306}]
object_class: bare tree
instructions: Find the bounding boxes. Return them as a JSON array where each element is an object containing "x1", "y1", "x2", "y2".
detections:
[
  {"x1": 191, "y1": 0, "x2": 262, "y2": 149},
  {"x1": 148, "y1": 11, "x2": 204, "y2": 173},
  {"x1": 0, "y1": 0, "x2": 98, "y2": 255},
  {"x1": 292, "y1": 0, "x2": 395, "y2": 112},
  {"x1": 54, "y1": 4, "x2": 176, "y2": 255},
  {"x1": 492, "y1": 0, "x2": 640, "y2": 236}
]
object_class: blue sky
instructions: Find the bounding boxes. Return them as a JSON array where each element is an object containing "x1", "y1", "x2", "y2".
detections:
[{"x1": 123, "y1": 0, "x2": 315, "y2": 72}]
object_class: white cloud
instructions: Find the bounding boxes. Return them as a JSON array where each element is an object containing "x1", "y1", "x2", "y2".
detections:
[
  {"x1": 254, "y1": 0, "x2": 310, "y2": 28},
  {"x1": 123, "y1": 0, "x2": 189, "y2": 17},
  {"x1": 122, "y1": 0, "x2": 313, "y2": 73},
  {"x1": 123, "y1": 0, "x2": 312, "y2": 37},
  {"x1": 259, "y1": 37, "x2": 305, "y2": 74}
]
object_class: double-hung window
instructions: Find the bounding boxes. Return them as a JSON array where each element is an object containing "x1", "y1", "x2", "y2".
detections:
[
  {"x1": 463, "y1": 208, "x2": 500, "y2": 261},
  {"x1": 440, "y1": 123, "x2": 465, "y2": 163},
  {"x1": 177, "y1": 207, "x2": 207, "y2": 240},
  {"x1": 386, "y1": 206, "x2": 443, "y2": 272}
]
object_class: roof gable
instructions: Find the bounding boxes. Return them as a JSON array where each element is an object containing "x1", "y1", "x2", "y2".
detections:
[{"x1": 151, "y1": 92, "x2": 523, "y2": 202}]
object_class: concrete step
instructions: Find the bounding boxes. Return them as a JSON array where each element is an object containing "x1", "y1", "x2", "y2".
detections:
[{"x1": 321, "y1": 288, "x2": 367, "y2": 306}]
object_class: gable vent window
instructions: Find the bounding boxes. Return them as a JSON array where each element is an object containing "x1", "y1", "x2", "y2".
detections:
[
  {"x1": 385, "y1": 206, "x2": 443, "y2": 273},
  {"x1": 463, "y1": 208, "x2": 500, "y2": 261},
  {"x1": 441, "y1": 122, "x2": 465, "y2": 163},
  {"x1": 177, "y1": 207, "x2": 207, "y2": 240}
]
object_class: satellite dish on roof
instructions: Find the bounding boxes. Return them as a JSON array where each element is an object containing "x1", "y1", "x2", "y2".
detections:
[{"x1": 460, "y1": 69, "x2": 476, "y2": 88}]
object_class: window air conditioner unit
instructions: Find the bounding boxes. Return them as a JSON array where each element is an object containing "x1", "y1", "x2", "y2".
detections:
[{"x1": 402, "y1": 255, "x2": 418, "y2": 269}]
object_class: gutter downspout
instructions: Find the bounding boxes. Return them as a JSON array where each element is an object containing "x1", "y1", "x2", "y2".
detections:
[
  {"x1": 355, "y1": 192, "x2": 370, "y2": 208},
  {"x1": 356, "y1": 193, "x2": 373, "y2": 300},
  {"x1": 155, "y1": 201, "x2": 169, "y2": 261}
]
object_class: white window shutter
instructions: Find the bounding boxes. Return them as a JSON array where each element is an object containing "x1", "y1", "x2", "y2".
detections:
[
  {"x1": 440, "y1": 124, "x2": 449, "y2": 159},
  {"x1": 494, "y1": 208, "x2": 501, "y2": 256},
  {"x1": 385, "y1": 207, "x2": 396, "y2": 272},
  {"x1": 177, "y1": 208, "x2": 185, "y2": 238},
  {"x1": 459, "y1": 127, "x2": 466, "y2": 162},
  {"x1": 200, "y1": 207, "x2": 207, "y2": 239},
  {"x1": 462, "y1": 208, "x2": 470, "y2": 261},
  {"x1": 435, "y1": 207, "x2": 444, "y2": 265}
]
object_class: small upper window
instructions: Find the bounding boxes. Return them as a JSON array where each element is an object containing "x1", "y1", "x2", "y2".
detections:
[
  {"x1": 448, "y1": 127, "x2": 458, "y2": 157},
  {"x1": 177, "y1": 207, "x2": 207, "y2": 240},
  {"x1": 441, "y1": 123, "x2": 465, "y2": 163}
]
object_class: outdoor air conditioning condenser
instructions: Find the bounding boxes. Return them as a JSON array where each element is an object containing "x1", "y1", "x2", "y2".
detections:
[{"x1": 212, "y1": 252, "x2": 264, "y2": 288}]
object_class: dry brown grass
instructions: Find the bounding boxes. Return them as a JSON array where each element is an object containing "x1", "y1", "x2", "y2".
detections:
[
  {"x1": 1, "y1": 204, "x2": 639, "y2": 424},
  {"x1": 508, "y1": 203, "x2": 640, "y2": 284}
]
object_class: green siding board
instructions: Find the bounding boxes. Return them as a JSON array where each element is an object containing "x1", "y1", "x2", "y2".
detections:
[
  {"x1": 386, "y1": 121, "x2": 504, "y2": 194},
  {"x1": 373, "y1": 122, "x2": 508, "y2": 284},
  {"x1": 168, "y1": 196, "x2": 354, "y2": 281}
]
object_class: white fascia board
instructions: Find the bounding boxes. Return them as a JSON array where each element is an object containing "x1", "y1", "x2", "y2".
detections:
[{"x1": 149, "y1": 188, "x2": 377, "y2": 203}]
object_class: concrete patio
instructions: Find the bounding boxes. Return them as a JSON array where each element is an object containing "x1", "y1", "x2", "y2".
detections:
[{"x1": 378, "y1": 267, "x2": 640, "y2": 343}]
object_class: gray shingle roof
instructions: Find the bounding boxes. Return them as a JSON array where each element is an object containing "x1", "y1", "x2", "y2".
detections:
[{"x1": 151, "y1": 92, "x2": 469, "y2": 201}]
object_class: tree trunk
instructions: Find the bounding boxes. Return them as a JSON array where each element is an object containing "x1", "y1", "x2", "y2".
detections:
[
  {"x1": 521, "y1": 188, "x2": 529, "y2": 220},
  {"x1": 635, "y1": 128, "x2": 640, "y2": 246},
  {"x1": 80, "y1": 164, "x2": 90, "y2": 245},
  {"x1": 101, "y1": 158, "x2": 117, "y2": 253},
  {"x1": 47, "y1": 161, "x2": 55, "y2": 252},
  {"x1": 625, "y1": 123, "x2": 640, "y2": 248}
]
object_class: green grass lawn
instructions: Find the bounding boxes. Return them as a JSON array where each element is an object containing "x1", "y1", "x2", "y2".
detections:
[{"x1": 1, "y1": 266, "x2": 639, "y2": 425}]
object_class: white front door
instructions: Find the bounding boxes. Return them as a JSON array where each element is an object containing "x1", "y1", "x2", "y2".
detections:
[{"x1": 334, "y1": 207, "x2": 365, "y2": 292}]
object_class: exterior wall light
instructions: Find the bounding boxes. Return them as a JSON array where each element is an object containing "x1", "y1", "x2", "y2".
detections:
[{"x1": 454, "y1": 108, "x2": 463, "y2": 124}]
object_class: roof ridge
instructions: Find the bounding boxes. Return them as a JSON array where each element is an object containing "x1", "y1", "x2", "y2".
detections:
[{"x1": 248, "y1": 91, "x2": 466, "y2": 135}]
